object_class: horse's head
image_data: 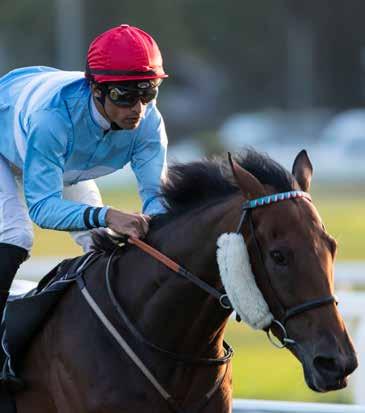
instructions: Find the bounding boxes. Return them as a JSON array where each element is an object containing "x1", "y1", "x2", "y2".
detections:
[{"x1": 227, "y1": 150, "x2": 358, "y2": 392}]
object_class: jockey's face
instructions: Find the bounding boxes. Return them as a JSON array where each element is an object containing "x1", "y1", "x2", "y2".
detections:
[
  {"x1": 92, "y1": 84, "x2": 147, "y2": 130},
  {"x1": 104, "y1": 95, "x2": 147, "y2": 129}
]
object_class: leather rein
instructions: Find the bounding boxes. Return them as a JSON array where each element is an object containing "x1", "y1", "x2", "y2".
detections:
[
  {"x1": 75, "y1": 242, "x2": 233, "y2": 413},
  {"x1": 74, "y1": 189, "x2": 337, "y2": 411},
  {"x1": 106, "y1": 242, "x2": 233, "y2": 365}
]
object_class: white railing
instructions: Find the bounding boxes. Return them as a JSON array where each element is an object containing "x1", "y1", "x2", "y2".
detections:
[
  {"x1": 14, "y1": 258, "x2": 365, "y2": 408},
  {"x1": 15, "y1": 258, "x2": 365, "y2": 287},
  {"x1": 233, "y1": 399, "x2": 365, "y2": 412}
]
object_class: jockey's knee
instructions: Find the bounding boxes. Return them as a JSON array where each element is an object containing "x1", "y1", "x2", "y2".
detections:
[
  {"x1": 0, "y1": 227, "x2": 34, "y2": 255},
  {"x1": 0, "y1": 190, "x2": 34, "y2": 253}
]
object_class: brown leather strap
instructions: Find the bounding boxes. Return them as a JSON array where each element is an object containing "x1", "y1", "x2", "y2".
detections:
[
  {"x1": 128, "y1": 238, "x2": 231, "y2": 308},
  {"x1": 128, "y1": 238, "x2": 180, "y2": 272}
]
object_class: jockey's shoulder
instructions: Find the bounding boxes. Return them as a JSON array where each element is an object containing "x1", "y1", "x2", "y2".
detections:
[
  {"x1": 0, "y1": 66, "x2": 89, "y2": 103},
  {"x1": 1, "y1": 66, "x2": 85, "y2": 85}
]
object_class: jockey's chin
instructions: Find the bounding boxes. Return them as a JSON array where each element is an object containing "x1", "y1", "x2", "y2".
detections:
[{"x1": 117, "y1": 116, "x2": 142, "y2": 129}]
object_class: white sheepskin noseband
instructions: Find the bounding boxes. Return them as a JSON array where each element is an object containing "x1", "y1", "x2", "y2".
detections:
[{"x1": 217, "y1": 233, "x2": 273, "y2": 330}]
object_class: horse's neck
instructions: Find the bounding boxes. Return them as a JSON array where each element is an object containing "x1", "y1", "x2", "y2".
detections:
[{"x1": 132, "y1": 195, "x2": 242, "y2": 357}]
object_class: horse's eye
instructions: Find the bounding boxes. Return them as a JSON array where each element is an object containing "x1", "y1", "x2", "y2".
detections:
[{"x1": 270, "y1": 250, "x2": 287, "y2": 266}]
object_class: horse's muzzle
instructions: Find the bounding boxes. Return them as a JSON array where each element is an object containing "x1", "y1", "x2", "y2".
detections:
[{"x1": 305, "y1": 350, "x2": 358, "y2": 392}]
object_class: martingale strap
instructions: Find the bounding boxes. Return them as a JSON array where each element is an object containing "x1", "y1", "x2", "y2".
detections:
[
  {"x1": 105, "y1": 247, "x2": 233, "y2": 365},
  {"x1": 76, "y1": 251, "x2": 231, "y2": 413}
]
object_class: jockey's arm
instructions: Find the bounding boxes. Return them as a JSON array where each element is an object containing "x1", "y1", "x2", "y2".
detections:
[
  {"x1": 23, "y1": 110, "x2": 109, "y2": 231},
  {"x1": 130, "y1": 103, "x2": 168, "y2": 216}
]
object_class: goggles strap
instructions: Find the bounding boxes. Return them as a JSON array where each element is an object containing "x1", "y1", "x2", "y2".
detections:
[{"x1": 92, "y1": 83, "x2": 122, "y2": 131}]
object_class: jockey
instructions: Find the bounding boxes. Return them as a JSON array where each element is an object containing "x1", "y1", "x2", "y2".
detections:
[{"x1": 0, "y1": 24, "x2": 168, "y2": 386}]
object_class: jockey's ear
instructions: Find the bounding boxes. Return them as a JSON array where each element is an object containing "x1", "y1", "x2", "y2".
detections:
[
  {"x1": 91, "y1": 83, "x2": 103, "y2": 98},
  {"x1": 228, "y1": 153, "x2": 266, "y2": 199},
  {"x1": 292, "y1": 150, "x2": 313, "y2": 192}
]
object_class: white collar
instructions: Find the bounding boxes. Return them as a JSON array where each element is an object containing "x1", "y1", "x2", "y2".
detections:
[{"x1": 90, "y1": 95, "x2": 111, "y2": 130}]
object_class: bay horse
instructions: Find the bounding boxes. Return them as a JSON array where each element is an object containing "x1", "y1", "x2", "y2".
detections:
[{"x1": 14, "y1": 149, "x2": 357, "y2": 412}]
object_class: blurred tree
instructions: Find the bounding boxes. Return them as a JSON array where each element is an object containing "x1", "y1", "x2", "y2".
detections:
[
  {"x1": 286, "y1": 0, "x2": 365, "y2": 108},
  {"x1": 0, "y1": 0, "x2": 56, "y2": 69},
  {"x1": 1, "y1": 0, "x2": 365, "y2": 139},
  {"x1": 55, "y1": 0, "x2": 84, "y2": 70}
]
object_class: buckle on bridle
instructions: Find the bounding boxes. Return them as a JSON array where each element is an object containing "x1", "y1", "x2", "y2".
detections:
[
  {"x1": 219, "y1": 294, "x2": 232, "y2": 310},
  {"x1": 266, "y1": 319, "x2": 296, "y2": 349}
]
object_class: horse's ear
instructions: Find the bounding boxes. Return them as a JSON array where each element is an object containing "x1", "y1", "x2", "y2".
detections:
[
  {"x1": 228, "y1": 153, "x2": 266, "y2": 199},
  {"x1": 292, "y1": 150, "x2": 313, "y2": 192}
]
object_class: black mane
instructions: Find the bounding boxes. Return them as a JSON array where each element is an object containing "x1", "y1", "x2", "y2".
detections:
[
  {"x1": 92, "y1": 149, "x2": 298, "y2": 251},
  {"x1": 160, "y1": 149, "x2": 298, "y2": 216}
]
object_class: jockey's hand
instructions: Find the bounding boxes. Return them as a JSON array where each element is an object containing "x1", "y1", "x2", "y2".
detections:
[{"x1": 105, "y1": 209, "x2": 150, "y2": 239}]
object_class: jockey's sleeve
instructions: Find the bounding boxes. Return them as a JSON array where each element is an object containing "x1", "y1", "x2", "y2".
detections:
[
  {"x1": 23, "y1": 110, "x2": 109, "y2": 230},
  {"x1": 131, "y1": 103, "x2": 168, "y2": 216}
]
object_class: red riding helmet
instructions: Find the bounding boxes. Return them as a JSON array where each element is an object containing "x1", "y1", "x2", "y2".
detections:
[{"x1": 85, "y1": 24, "x2": 168, "y2": 83}]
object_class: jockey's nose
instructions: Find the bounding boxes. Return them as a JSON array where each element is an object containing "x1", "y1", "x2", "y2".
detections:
[{"x1": 131, "y1": 99, "x2": 144, "y2": 114}]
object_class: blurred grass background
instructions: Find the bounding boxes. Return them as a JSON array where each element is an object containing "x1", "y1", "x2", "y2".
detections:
[
  {"x1": 32, "y1": 184, "x2": 365, "y2": 261},
  {"x1": 30, "y1": 184, "x2": 364, "y2": 403}
]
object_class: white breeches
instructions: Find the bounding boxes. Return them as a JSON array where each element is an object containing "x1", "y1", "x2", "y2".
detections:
[{"x1": 0, "y1": 154, "x2": 104, "y2": 253}]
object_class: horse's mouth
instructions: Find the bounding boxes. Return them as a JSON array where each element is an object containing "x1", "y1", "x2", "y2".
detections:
[
  {"x1": 289, "y1": 334, "x2": 358, "y2": 393},
  {"x1": 305, "y1": 371, "x2": 349, "y2": 392},
  {"x1": 304, "y1": 360, "x2": 349, "y2": 393}
]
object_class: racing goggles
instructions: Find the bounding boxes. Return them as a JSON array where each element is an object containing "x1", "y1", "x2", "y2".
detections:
[{"x1": 107, "y1": 79, "x2": 161, "y2": 107}]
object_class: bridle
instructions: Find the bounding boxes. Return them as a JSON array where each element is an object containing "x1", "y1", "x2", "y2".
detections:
[
  {"x1": 235, "y1": 190, "x2": 338, "y2": 348},
  {"x1": 75, "y1": 189, "x2": 337, "y2": 411}
]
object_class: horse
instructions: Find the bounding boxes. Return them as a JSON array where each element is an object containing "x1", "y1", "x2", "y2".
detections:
[{"x1": 14, "y1": 149, "x2": 357, "y2": 412}]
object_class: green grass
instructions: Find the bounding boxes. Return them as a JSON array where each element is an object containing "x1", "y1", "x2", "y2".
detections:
[
  {"x1": 315, "y1": 198, "x2": 364, "y2": 260},
  {"x1": 30, "y1": 184, "x2": 364, "y2": 402},
  {"x1": 311, "y1": 182, "x2": 365, "y2": 261},
  {"x1": 225, "y1": 322, "x2": 352, "y2": 403},
  {"x1": 32, "y1": 187, "x2": 142, "y2": 257},
  {"x1": 32, "y1": 184, "x2": 365, "y2": 261}
]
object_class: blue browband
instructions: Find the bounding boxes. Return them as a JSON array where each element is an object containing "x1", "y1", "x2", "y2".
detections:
[
  {"x1": 236, "y1": 191, "x2": 311, "y2": 233},
  {"x1": 236, "y1": 189, "x2": 338, "y2": 350},
  {"x1": 242, "y1": 190, "x2": 312, "y2": 211}
]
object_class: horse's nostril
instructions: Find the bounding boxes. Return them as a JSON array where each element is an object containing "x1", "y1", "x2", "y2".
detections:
[
  {"x1": 313, "y1": 356, "x2": 338, "y2": 375},
  {"x1": 344, "y1": 356, "x2": 358, "y2": 376}
]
